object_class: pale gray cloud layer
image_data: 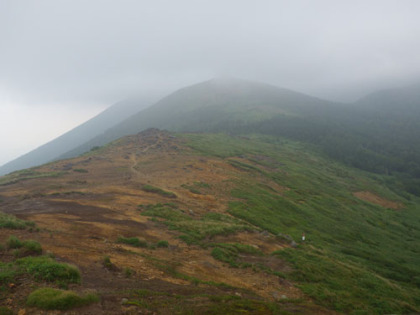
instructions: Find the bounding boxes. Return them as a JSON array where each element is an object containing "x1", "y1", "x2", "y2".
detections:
[{"x1": 1, "y1": 0, "x2": 420, "y2": 165}]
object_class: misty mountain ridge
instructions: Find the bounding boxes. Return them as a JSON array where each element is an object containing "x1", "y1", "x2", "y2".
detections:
[
  {"x1": 356, "y1": 83, "x2": 420, "y2": 118},
  {"x1": 0, "y1": 96, "x2": 154, "y2": 175},
  {"x1": 1, "y1": 79, "x2": 420, "y2": 313},
  {"x1": 1, "y1": 77, "x2": 420, "y2": 195},
  {"x1": 58, "y1": 77, "x2": 340, "y2": 159}
]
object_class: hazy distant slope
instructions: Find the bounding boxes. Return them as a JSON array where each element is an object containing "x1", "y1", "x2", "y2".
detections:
[
  {"x1": 355, "y1": 84, "x2": 420, "y2": 118},
  {"x1": 61, "y1": 78, "x2": 337, "y2": 158},
  {"x1": 0, "y1": 98, "x2": 151, "y2": 175}
]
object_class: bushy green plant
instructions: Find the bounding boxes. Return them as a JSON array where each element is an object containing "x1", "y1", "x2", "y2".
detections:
[
  {"x1": 0, "y1": 262, "x2": 17, "y2": 285},
  {"x1": 156, "y1": 240, "x2": 169, "y2": 248},
  {"x1": 0, "y1": 212, "x2": 35, "y2": 229},
  {"x1": 14, "y1": 240, "x2": 43, "y2": 257},
  {"x1": 142, "y1": 185, "x2": 177, "y2": 198},
  {"x1": 102, "y1": 255, "x2": 112, "y2": 267},
  {"x1": 6, "y1": 235, "x2": 22, "y2": 249},
  {"x1": 26, "y1": 287, "x2": 98, "y2": 310},
  {"x1": 73, "y1": 168, "x2": 88, "y2": 173},
  {"x1": 139, "y1": 203, "x2": 251, "y2": 245},
  {"x1": 123, "y1": 267, "x2": 134, "y2": 278},
  {"x1": 117, "y1": 236, "x2": 147, "y2": 248},
  {"x1": 211, "y1": 243, "x2": 261, "y2": 267},
  {"x1": 16, "y1": 256, "x2": 80, "y2": 284},
  {"x1": 0, "y1": 306, "x2": 13, "y2": 315}
]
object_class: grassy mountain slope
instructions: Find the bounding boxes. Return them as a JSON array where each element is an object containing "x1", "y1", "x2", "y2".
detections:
[
  {"x1": 60, "y1": 78, "x2": 420, "y2": 196},
  {"x1": 60, "y1": 78, "x2": 339, "y2": 159},
  {"x1": 0, "y1": 97, "x2": 153, "y2": 176},
  {"x1": 0, "y1": 129, "x2": 419, "y2": 314}
]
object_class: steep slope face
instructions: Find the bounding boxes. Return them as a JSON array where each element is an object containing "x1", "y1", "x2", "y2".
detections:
[
  {"x1": 60, "y1": 78, "x2": 338, "y2": 159},
  {"x1": 0, "y1": 129, "x2": 419, "y2": 314},
  {"x1": 0, "y1": 97, "x2": 153, "y2": 176}
]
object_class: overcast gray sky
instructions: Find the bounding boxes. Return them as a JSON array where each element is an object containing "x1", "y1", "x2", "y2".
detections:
[{"x1": 1, "y1": 0, "x2": 420, "y2": 166}]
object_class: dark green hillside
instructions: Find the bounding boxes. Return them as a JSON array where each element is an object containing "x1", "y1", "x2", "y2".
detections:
[
  {"x1": 60, "y1": 78, "x2": 339, "y2": 159},
  {"x1": 5, "y1": 78, "x2": 420, "y2": 197},
  {"x1": 206, "y1": 86, "x2": 420, "y2": 195},
  {"x1": 183, "y1": 133, "x2": 420, "y2": 314},
  {"x1": 60, "y1": 78, "x2": 420, "y2": 196}
]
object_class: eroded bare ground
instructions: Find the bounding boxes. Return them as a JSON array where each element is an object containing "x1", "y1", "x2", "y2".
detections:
[
  {"x1": 0, "y1": 130, "x2": 337, "y2": 314},
  {"x1": 353, "y1": 191, "x2": 403, "y2": 210}
]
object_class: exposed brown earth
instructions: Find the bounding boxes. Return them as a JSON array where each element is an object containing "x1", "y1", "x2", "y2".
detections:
[
  {"x1": 0, "y1": 129, "x2": 337, "y2": 314},
  {"x1": 353, "y1": 191, "x2": 403, "y2": 210}
]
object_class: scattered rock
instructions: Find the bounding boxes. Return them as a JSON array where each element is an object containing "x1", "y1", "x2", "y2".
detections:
[
  {"x1": 260, "y1": 230, "x2": 270, "y2": 237},
  {"x1": 121, "y1": 298, "x2": 128, "y2": 305},
  {"x1": 290, "y1": 240, "x2": 297, "y2": 248},
  {"x1": 271, "y1": 292, "x2": 288, "y2": 301},
  {"x1": 271, "y1": 291, "x2": 281, "y2": 300}
]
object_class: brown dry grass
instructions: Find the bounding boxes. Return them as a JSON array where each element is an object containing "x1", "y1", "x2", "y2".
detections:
[
  {"x1": 353, "y1": 191, "x2": 403, "y2": 210},
  {"x1": 0, "y1": 129, "x2": 335, "y2": 314}
]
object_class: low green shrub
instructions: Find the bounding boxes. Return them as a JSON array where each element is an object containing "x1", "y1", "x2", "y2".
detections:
[
  {"x1": 0, "y1": 306, "x2": 13, "y2": 315},
  {"x1": 0, "y1": 262, "x2": 17, "y2": 285},
  {"x1": 157, "y1": 240, "x2": 169, "y2": 248},
  {"x1": 211, "y1": 243, "x2": 261, "y2": 267},
  {"x1": 117, "y1": 236, "x2": 147, "y2": 248},
  {"x1": 22, "y1": 240, "x2": 42, "y2": 255},
  {"x1": 16, "y1": 256, "x2": 80, "y2": 284},
  {"x1": 139, "y1": 203, "x2": 251, "y2": 245},
  {"x1": 26, "y1": 287, "x2": 98, "y2": 310},
  {"x1": 6, "y1": 235, "x2": 22, "y2": 249},
  {"x1": 0, "y1": 212, "x2": 36, "y2": 230},
  {"x1": 142, "y1": 185, "x2": 177, "y2": 198},
  {"x1": 73, "y1": 169, "x2": 88, "y2": 173},
  {"x1": 123, "y1": 267, "x2": 134, "y2": 278},
  {"x1": 101, "y1": 255, "x2": 118, "y2": 271},
  {"x1": 14, "y1": 240, "x2": 43, "y2": 257}
]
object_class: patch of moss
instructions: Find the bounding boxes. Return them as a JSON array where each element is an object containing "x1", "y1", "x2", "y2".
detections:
[
  {"x1": 142, "y1": 185, "x2": 177, "y2": 198},
  {"x1": 0, "y1": 212, "x2": 35, "y2": 230},
  {"x1": 16, "y1": 256, "x2": 80, "y2": 284},
  {"x1": 26, "y1": 287, "x2": 98, "y2": 310},
  {"x1": 117, "y1": 236, "x2": 148, "y2": 248}
]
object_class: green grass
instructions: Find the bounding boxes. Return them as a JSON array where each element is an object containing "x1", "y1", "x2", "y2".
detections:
[
  {"x1": 139, "y1": 203, "x2": 251, "y2": 245},
  {"x1": 6, "y1": 235, "x2": 22, "y2": 249},
  {"x1": 210, "y1": 243, "x2": 262, "y2": 268},
  {"x1": 181, "y1": 184, "x2": 202, "y2": 194},
  {"x1": 156, "y1": 240, "x2": 169, "y2": 248},
  {"x1": 181, "y1": 181, "x2": 211, "y2": 195},
  {"x1": 182, "y1": 133, "x2": 420, "y2": 313},
  {"x1": 126, "y1": 289, "x2": 282, "y2": 314},
  {"x1": 228, "y1": 159, "x2": 265, "y2": 174},
  {"x1": 0, "y1": 307, "x2": 13, "y2": 315},
  {"x1": 0, "y1": 262, "x2": 17, "y2": 286},
  {"x1": 72, "y1": 168, "x2": 88, "y2": 173},
  {"x1": 16, "y1": 256, "x2": 81, "y2": 284},
  {"x1": 5, "y1": 236, "x2": 42, "y2": 257},
  {"x1": 123, "y1": 267, "x2": 134, "y2": 278},
  {"x1": 117, "y1": 236, "x2": 148, "y2": 248},
  {"x1": 0, "y1": 170, "x2": 66, "y2": 186},
  {"x1": 26, "y1": 287, "x2": 98, "y2": 310},
  {"x1": 0, "y1": 212, "x2": 35, "y2": 229},
  {"x1": 142, "y1": 184, "x2": 177, "y2": 198},
  {"x1": 101, "y1": 255, "x2": 114, "y2": 270},
  {"x1": 274, "y1": 247, "x2": 419, "y2": 314}
]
